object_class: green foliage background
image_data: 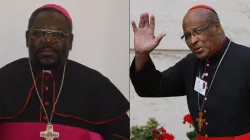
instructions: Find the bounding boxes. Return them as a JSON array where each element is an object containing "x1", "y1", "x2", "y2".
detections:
[{"x1": 130, "y1": 117, "x2": 196, "y2": 140}]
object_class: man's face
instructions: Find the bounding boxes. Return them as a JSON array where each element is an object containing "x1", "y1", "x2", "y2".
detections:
[
  {"x1": 26, "y1": 10, "x2": 73, "y2": 68},
  {"x1": 182, "y1": 9, "x2": 222, "y2": 59}
]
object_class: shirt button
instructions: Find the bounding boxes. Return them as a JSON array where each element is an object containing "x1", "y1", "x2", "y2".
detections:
[
  {"x1": 45, "y1": 75, "x2": 50, "y2": 80},
  {"x1": 44, "y1": 101, "x2": 49, "y2": 105},
  {"x1": 43, "y1": 116, "x2": 47, "y2": 120}
]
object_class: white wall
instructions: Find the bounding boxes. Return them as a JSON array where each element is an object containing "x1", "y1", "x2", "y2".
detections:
[
  {"x1": 130, "y1": 0, "x2": 250, "y2": 50},
  {"x1": 130, "y1": 0, "x2": 250, "y2": 140},
  {"x1": 0, "y1": 0, "x2": 129, "y2": 100}
]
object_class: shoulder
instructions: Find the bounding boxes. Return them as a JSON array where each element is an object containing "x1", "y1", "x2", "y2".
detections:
[
  {"x1": 225, "y1": 41, "x2": 250, "y2": 67},
  {"x1": 231, "y1": 41, "x2": 250, "y2": 50},
  {"x1": 64, "y1": 60, "x2": 129, "y2": 123},
  {"x1": 66, "y1": 59, "x2": 111, "y2": 84},
  {"x1": 230, "y1": 41, "x2": 250, "y2": 57},
  {"x1": 0, "y1": 58, "x2": 29, "y2": 75},
  {"x1": 185, "y1": 52, "x2": 196, "y2": 61},
  {"x1": 174, "y1": 52, "x2": 195, "y2": 66}
]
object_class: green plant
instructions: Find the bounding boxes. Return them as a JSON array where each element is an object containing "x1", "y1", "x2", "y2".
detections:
[
  {"x1": 130, "y1": 117, "x2": 159, "y2": 140},
  {"x1": 130, "y1": 114, "x2": 196, "y2": 140},
  {"x1": 130, "y1": 117, "x2": 175, "y2": 140}
]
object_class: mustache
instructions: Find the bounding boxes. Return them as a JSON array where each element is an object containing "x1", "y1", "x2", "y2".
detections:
[{"x1": 35, "y1": 46, "x2": 59, "y2": 55}]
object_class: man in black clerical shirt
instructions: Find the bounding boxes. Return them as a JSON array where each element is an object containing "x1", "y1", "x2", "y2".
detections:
[
  {"x1": 130, "y1": 4, "x2": 250, "y2": 140},
  {"x1": 0, "y1": 4, "x2": 129, "y2": 140}
]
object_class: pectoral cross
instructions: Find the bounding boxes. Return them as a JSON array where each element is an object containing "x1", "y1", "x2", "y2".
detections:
[
  {"x1": 196, "y1": 112, "x2": 206, "y2": 131},
  {"x1": 40, "y1": 124, "x2": 59, "y2": 140}
]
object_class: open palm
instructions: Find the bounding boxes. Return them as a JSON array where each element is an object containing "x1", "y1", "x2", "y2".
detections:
[{"x1": 131, "y1": 13, "x2": 166, "y2": 54}]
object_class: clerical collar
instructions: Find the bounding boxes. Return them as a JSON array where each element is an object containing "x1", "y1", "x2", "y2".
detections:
[
  {"x1": 30, "y1": 59, "x2": 65, "y2": 78},
  {"x1": 42, "y1": 70, "x2": 52, "y2": 74},
  {"x1": 203, "y1": 36, "x2": 229, "y2": 64}
]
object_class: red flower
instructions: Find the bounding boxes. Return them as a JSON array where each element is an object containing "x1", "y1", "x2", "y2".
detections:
[
  {"x1": 152, "y1": 128, "x2": 159, "y2": 138},
  {"x1": 162, "y1": 133, "x2": 175, "y2": 140},
  {"x1": 160, "y1": 127, "x2": 167, "y2": 133},
  {"x1": 152, "y1": 127, "x2": 175, "y2": 140},
  {"x1": 183, "y1": 114, "x2": 193, "y2": 125}
]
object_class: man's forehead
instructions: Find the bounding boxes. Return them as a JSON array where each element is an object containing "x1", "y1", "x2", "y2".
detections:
[
  {"x1": 33, "y1": 4, "x2": 72, "y2": 24},
  {"x1": 32, "y1": 11, "x2": 68, "y2": 29},
  {"x1": 183, "y1": 9, "x2": 211, "y2": 28},
  {"x1": 28, "y1": 4, "x2": 73, "y2": 30},
  {"x1": 185, "y1": 8, "x2": 210, "y2": 20},
  {"x1": 183, "y1": 5, "x2": 217, "y2": 27},
  {"x1": 35, "y1": 10, "x2": 65, "y2": 19}
]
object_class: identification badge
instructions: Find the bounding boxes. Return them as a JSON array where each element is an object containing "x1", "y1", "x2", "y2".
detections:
[{"x1": 194, "y1": 77, "x2": 207, "y2": 96}]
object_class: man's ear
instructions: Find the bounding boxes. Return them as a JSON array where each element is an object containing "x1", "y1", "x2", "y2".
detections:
[
  {"x1": 69, "y1": 33, "x2": 74, "y2": 50},
  {"x1": 214, "y1": 21, "x2": 223, "y2": 35},
  {"x1": 25, "y1": 30, "x2": 29, "y2": 47}
]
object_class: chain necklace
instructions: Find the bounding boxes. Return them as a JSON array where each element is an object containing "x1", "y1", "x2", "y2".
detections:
[
  {"x1": 28, "y1": 58, "x2": 66, "y2": 140},
  {"x1": 195, "y1": 40, "x2": 231, "y2": 132},
  {"x1": 198, "y1": 40, "x2": 231, "y2": 111}
]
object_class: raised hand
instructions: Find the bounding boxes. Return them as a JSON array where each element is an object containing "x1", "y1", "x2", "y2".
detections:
[{"x1": 131, "y1": 13, "x2": 166, "y2": 55}]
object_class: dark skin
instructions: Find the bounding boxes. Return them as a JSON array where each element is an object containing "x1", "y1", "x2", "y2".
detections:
[
  {"x1": 182, "y1": 8, "x2": 225, "y2": 60},
  {"x1": 26, "y1": 10, "x2": 74, "y2": 69}
]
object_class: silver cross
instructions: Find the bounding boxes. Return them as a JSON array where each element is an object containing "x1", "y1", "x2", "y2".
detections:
[{"x1": 40, "y1": 124, "x2": 59, "y2": 140}]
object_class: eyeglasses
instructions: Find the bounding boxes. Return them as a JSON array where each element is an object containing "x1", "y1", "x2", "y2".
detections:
[
  {"x1": 29, "y1": 29, "x2": 69, "y2": 41},
  {"x1": 181, "y1": 20, "x2": 217, "y2": 42}
]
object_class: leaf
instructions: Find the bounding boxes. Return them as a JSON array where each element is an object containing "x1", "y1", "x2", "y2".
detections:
[{"x1": 186, "y1": 130, "x2": 196, "y2": 140}]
